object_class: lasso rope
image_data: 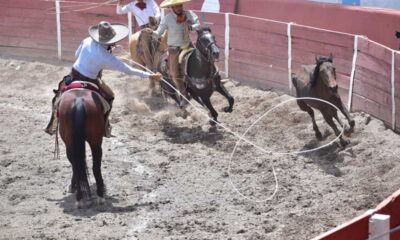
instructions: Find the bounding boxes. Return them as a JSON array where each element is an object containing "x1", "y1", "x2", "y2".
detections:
[
  {"x1": 115, "y1": 46, "x2": 347, "y2": 202},
  {"x1": 43, "y1": 0, "x2": 117, "y2": 14}
]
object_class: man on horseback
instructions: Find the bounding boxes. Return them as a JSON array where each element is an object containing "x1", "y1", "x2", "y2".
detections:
[
  {"x1": 116, "y1": 0, "x2": 161, "y2": 30},
  {"x1": 118, "y1": 0, "x2": 164, "y2": 91},
  {"x1": 144, "y1": 0, "x2": 200, "y2": 107},
  {"x1": 45, "y1": 21, "x2": 161, "y2": 138}
]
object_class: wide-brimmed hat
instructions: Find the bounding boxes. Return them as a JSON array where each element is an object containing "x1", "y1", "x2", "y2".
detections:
[
  {"x1": 160, "y1": 0, "x2": 192, "y2": 8},
  {"x1": 88, "y1": 21, "x2": 129, "y2": 44}
]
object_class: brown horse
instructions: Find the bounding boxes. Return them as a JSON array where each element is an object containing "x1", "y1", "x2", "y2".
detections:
[
  {"x1": 292, "y1": 55, "x2": 355, "y2": 147},
  {"x1": 58, "y1": 88, "x2": 106, "y2": 208},
  {"x1": 129, "y1": 24, "x2": 167, "y2": 95}
]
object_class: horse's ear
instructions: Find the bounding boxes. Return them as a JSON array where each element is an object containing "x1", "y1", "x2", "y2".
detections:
[
  {"x1": 203, "y1": 26, "x2": 212, "y2": 33},
  {"x1": 315, "y1": 56, "x2": 319, "y2": 64},
  {"x1": 196, "y1": 28, "x2": 203, "y2": 36},
  {"x1": 329, "y1": 53, "x2": 333, "y2": 62}
]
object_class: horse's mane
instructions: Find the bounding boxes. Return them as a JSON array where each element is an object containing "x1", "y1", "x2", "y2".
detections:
[
  {"x1": 310, "y1": 56, "x2": 333, "y2": 87},
  {"x1": 197, "y1": 26, "x2": 212, "y2": 36}
]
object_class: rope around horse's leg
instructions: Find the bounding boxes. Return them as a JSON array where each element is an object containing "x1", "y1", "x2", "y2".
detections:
[{"x1": 116, "y1": 45, "x2": 347, "y2": 202}]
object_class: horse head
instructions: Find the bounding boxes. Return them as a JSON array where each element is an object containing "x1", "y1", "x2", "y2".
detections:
[
  {"x1": 196, "y1": 26, "x2": 220, "y2": 62},
  {"x1": 312, "y1": 54, "x2": 337, "y2": 93},
  {"x1": 149, "y1": 16, "x2": 160, "y2": 30}
]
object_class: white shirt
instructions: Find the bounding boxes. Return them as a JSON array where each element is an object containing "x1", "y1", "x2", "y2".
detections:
[
  {"x1": 153, "y1": 10, "x2": 200, "y2": 47},
  {"x1": 201, "y1": 0, "x2": 220, "y2": 13},
  {"x1": 72, "y1": 37, "x2": 150, "y2": 79},
  {"x1": 116, "y1": 0, "x2": 161, "y2": 27}
]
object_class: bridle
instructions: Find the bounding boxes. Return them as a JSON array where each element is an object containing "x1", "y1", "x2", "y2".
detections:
[{"x1": 196, "y1": 31, "x2": 219, "y2": 63}]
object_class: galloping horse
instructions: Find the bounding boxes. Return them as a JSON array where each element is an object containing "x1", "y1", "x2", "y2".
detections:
[
  {"x1": 159, "y1": 26, "x2": 234, "y2": 125},
  {"x1": 129, "y1": 17, "x2": 167, "y2": 94},
  {"x1": 58, "y1": 86, "x2": 106, "y2": 208},
  {"x1": 292, "y1": 55, "x2": 355, "y2": 147}
]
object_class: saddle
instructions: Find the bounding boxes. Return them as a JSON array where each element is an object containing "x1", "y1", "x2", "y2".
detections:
[
  {"x1": 61, "y1": 80, "x2": 99, "y2": 93},
  {"x1": 160, "y1": 47, "x2": 195, "y2": 77},
  {"x1": 56, "y1": 79, "x2": 110, "y2": 114},
  {"x1": 179, "y1": 47, "x2": 195, "y2": 76}
]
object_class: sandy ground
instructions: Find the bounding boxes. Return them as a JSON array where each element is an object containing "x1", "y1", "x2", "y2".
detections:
[{"x1": 1, "y1": 56, "x2": 400, "y2": 240}]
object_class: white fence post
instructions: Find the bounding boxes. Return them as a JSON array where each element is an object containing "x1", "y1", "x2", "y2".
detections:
[
  {"x1": 224, "y1": 12, "x2": 230, "y2": 78},
  {"x1": 128, "y1": 12, "x2": 133, "y2": 41},
  {"x1": 287, "y1": 22, "x2": 294, "y2": 92},
  {"x1": 391, "y1": 50, "x2": 396, "y2": 130},
  {"x1": 55, "y1": 0, "x2": 62, "y2": 60},
  {"x1": 369, "y1": 214, "x2": 390, "y2": 240},
  {"x1": 348, "y1": 35, "x2": 359, "y2": 110}
]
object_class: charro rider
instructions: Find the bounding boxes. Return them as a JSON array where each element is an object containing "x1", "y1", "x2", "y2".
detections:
[
  {"x1": 116, "y1": 0, "x2": 161, "y2": 30},
  {"x1": 117, "y1": 0, "x2": 163, "y2": 76},
  {"x1": 144, "y1": 0, "x2": 200, "y2": 107},
  {"x1": 45, "y1": 21, "x2": 161, "y2": 137}
]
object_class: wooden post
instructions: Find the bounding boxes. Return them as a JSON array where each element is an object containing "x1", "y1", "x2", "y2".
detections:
[
  {"x1": 224, "y1": 13, "x2": 230, "y2": 78},
  {"x1": 287, "y1": 22, "x2": 293, "y2": 92},
  {"x1": 128, "y1": 12, "x2": 133, "y2": 41},
  {"x1": 369, "y1": 214, "x2": 390, "y2": 240},
  {"x1": 348, "y1": 35, "x2": 359, "y2": 110},
  {"x1": 55, "y1": 0, "x2": 62, "y2": 60}
]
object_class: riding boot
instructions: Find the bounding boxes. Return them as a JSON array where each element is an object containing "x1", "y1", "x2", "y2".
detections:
[
  {"x1": 104, "y1": 98, "x2": 113, "y2": 138},
  {"x1": 45, "y1": 80, "x2": 64, "y2": 135},
  {"x1": 44, "y1": 95, "x2": 58, "y2": 135},
  {"x1": 176, "y1": 77, "x2": 189, "y2": 108}
]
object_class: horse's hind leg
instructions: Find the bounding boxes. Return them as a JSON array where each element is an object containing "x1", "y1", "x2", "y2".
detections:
[
  {"x1": 322, "y1": 111, "x2": 349, "y2": 147},
  {"x1": 202, "y1": 97, "x2": 218, "y2": 125},
  {"x1": 297, "y1": 100, "x2": 322, "y2": 140},
  {"x1": 90, "y1": 144, "x2": 105, "y2": 204},
  {"x1": 215, "y1": 75, "x2": 234, "y2": 112},
  {"x1": 66, "y1": 149, "x2": 77, "y2": 193}
]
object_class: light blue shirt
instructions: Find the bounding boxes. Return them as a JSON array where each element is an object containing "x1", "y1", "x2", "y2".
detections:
[{"x1": 72, "y1": 37, "x2": 150, "y2": 79}]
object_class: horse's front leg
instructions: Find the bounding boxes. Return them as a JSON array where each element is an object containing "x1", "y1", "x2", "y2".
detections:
[
  {"x1": 90, "y1": 144, "x2": 105, "y2": 204},
  {"x1": 334, "y1": 97, "x2": 355, "y2": 132},
  {"x1": 202, "y1": 97, "x2": 218, "y2": 126},
  {"x1": 322, "y1": 111, "x2": 349, "y2": 147},
  {"x1": 215, "y1": 75, "x2": 234, "y2": 113},
  {"x1": 297, "y1": 100, "x2": 322, "y2": 140}
]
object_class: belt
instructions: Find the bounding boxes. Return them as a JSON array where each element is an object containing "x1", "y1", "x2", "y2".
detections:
[
  {"x1": 140, "y1": 23, "x2": 150, "y2": 29},
  {"x1": 71, "y1": 68, "x2": 98, "y2": 83}
]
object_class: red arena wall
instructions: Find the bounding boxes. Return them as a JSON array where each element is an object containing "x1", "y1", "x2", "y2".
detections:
[{"x1": 1, "y1": 0, "x2": 400, "y2": 239}]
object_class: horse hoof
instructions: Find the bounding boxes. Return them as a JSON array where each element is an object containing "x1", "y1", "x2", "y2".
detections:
[
  {"x1": 349, "y1": 119, "x2": 355, "y2": 128},
  {"x1": 340, "y1": 138, "x2": 350, "y2": 148},
  {"x1": 223, "y1": 106, "x2": 233, "y2": 113},
  {"x1": 315, "y1": 132, "x2": 323, "y2": 140},
  {"x1": 76, "y1": 200, "x2": 85, "y2": 209},
  {"x1": 209, "y1": 119, "x2": 218, "y2": 126},
  {"x1": 96, "y1": 197, "x2": 105, "y2": 205}
]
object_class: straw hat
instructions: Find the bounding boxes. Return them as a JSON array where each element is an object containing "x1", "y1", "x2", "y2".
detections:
[
  {"x1": 160, "y1": 0, "x2": 192, "y2": 8},
  {"x1": 88, "y1": 21, "x2": 129, "y2": 45}
]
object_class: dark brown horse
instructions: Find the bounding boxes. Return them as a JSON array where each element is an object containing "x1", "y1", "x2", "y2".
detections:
[
  {"x1": 58, "y1": 88, "x2": 106, "y2": 208},
  {"x1": 159, "y1": 26, "x2": 234, "y2": 125},
  {"x1": 292, "y1": 55, "x2": 355, "y2": 147}
]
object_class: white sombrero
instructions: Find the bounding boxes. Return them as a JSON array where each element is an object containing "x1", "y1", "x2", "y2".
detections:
[
  {"x1": 88, "y1": 21, "x2": 129, "y2": 44},
  {"x1": 160, "y1": 0, "x2": 192, "y2": 8}
]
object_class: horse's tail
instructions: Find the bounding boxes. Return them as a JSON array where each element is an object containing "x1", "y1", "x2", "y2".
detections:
[{"x1": 71, "y1": 97, "x2": 90, "y2": 200}]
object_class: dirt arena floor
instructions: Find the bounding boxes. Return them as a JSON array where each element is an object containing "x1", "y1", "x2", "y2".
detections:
[{"x1": 1, "y1": 56, "x2": 400, "y2": 240}]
